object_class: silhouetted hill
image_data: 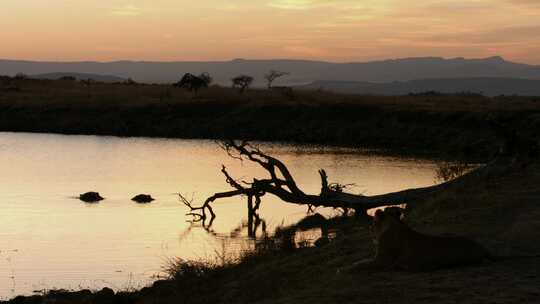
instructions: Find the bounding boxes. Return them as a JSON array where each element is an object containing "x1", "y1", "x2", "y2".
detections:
[
  {"x1": 30, "y1": 72, "x2": 126, "y2": 82},
  {"x1": 1, "y1": 56, "x2": 539, "y2": 86},
  {"x1": 298, "y1": 77, "x2": 540, "y2": 97}
]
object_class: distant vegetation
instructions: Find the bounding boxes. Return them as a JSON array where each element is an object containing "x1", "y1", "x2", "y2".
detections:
[
  {"x1": 1, "y1": 74, "x2": 540, "y2": 160},
  {"x1": 264, "y1": 70, "x2": 289, "y2": 88},
  {"x1": 30, "y1": 72, "x2": 126, "y2": 83},
  {"x1": 407, "y1": 91, "x2": 485, "y2": 98},
  {"x1": 300, "y1": 78, "x2": 540, "y2": 97},
  {"x1": 174, "y1": 73, "x2": 213, "y2": 92},
  {"x1": 231, "y1": 75, "x2": 254, "y2": 93}
]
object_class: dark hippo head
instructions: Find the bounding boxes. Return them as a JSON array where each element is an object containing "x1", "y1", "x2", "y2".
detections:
[
  {"x1": 79, "y1": 192, "x2": 104, "y2": 203},
  {"x1": 132, "y1": 194, "x2": 155, "y2": 203}
]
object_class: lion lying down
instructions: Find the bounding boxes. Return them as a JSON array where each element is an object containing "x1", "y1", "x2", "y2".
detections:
[{"x1": 351, "y1": 208, "x2": 492, "y2": 272}]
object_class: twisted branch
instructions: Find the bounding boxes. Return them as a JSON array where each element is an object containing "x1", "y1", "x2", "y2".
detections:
[{"x1": 182, "y1": 140, "x2": 501, "y2": 226}]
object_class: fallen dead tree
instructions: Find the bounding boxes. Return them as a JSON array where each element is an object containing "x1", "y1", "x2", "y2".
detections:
[{"x1": 180, "y1": 140, "x2": 516, "y2": 227}]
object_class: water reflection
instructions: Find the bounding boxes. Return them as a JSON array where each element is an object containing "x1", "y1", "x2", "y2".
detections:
[{"x1": 0, "y1": 132, "x2": 440, "y2": 298}]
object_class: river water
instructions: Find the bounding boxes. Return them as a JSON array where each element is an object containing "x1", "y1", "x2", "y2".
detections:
[{"x1": 0, "y1": 132, "x2": 441, "y2": 298}]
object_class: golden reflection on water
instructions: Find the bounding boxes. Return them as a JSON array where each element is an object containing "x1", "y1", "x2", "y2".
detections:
[{"x1": 0, "y1": 132, "x2": 439, "y2": 298}]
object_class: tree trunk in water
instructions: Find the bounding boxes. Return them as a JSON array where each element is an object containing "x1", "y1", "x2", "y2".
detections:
[{"x1": 180, "y1": 139, "x2": 529, "y2": 226}]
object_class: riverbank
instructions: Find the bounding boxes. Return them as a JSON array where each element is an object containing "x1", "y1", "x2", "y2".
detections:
[
  {"x1": 3, "y1": 156, "x2": 540, "y2": 304},
  {"x1": 2, "y1": 79, "x2": 540, "y2": 160},
  {"x1": 2, "y1": 80, "x2": 540, "y2": 303}
]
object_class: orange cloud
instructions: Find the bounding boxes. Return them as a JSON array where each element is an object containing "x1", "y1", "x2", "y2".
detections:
[
  {"x1": 110, "y1": 5, "x2": 143, "y2": 16},
  {"x1": 0, "y1": 0, "x2": 538, "y2": 64}
]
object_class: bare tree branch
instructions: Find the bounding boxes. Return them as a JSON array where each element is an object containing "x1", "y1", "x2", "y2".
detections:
[
  {"x1": 264, "y1": 70, "x2": 289, "y2": 88},
  {"x1": 182, "y1": 140, "x2": 518, "y2": 226}
]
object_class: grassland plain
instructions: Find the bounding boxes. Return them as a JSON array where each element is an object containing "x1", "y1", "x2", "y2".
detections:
[{"x1": 2, "y1": 78, "x2": 540, "y2": 160}]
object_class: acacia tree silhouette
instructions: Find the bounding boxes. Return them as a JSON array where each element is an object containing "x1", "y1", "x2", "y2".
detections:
[
  {"x1": 264, "y1": 70, "x2": 289, "y2": 88},
  {"x1": 231, "y1": 75, "x2": 253, "y2": 93},
  {"x1": 175, "y1": 73, "x2": 212, "y2": 92}
]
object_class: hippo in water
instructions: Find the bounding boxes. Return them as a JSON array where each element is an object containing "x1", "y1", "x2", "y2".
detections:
[
  {"x1": 131, "y1": 194, "x2": 155, "y2": 203},
  {"x1": 79, "y1": 192, "x2": 104, "y2": 202}
]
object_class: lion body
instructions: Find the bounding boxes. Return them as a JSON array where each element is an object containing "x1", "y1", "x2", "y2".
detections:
[{"x1": 371, "y1": 208, "x2": 491, "y2": 271}]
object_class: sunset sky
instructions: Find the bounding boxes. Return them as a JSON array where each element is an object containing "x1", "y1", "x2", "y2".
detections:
[{"x1": 1, "y1": 0, "x2": 539, "y2": 63}]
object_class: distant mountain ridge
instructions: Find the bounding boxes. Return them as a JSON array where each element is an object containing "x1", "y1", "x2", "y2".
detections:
[
  {"x1": 298, "y1": 77, "x2": 540, "y2": 97},
  {"x1": 1, "y1": 56, "x2": 540, "y2": 86}
]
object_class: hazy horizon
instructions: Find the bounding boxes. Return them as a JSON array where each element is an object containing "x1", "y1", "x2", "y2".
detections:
[
  {"x1": 4, "y1": 54, "x2": 540, "y2": 87},
  {"x1": 1, "y1": 1, "x2": 540, "y2": 64},
  {"x1": 0, "y1": 55, "x2": 533, "y2": 65}
]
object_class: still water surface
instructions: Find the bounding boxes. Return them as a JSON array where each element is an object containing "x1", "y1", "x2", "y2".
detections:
[{"x1": 0, "y1": 132, "x2": 440, "y2": 298}]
